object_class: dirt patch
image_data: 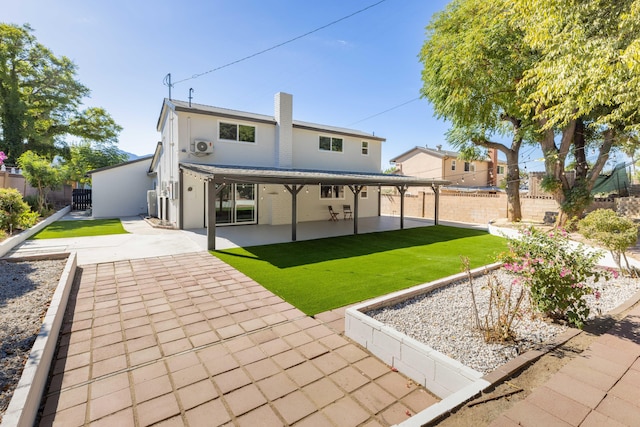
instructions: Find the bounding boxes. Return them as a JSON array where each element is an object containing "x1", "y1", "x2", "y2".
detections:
[{"x1": 429, "y1": 312, "x2": 625, "y2": 426}]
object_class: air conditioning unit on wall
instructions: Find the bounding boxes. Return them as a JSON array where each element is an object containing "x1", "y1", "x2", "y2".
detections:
[{"x1": 193, "y1": 139, "x2": 213, "y2": 153}]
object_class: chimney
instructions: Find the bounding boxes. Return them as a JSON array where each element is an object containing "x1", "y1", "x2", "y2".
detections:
[
  {"x1": 436, "y1": 144, "x2": 442, "y2": 151},
  {"x1": 275, "y1": 92, "x2": 293, "y2": 168}
]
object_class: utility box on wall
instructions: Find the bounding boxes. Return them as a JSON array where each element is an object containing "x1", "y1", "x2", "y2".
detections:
[{"x1": 147, "y1": 190, "x2": 157, "y2": 217}]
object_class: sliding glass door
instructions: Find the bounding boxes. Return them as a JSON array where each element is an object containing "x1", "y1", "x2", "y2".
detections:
[{"x1": 215, "y1": 183, "x2": 256, "y2": 225}]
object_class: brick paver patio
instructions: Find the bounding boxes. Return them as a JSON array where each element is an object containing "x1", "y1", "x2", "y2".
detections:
[
  {"x1": 489, "y1": 303, "x2": 640, "y2": 427},
  {"x1": 38, "y1": 252, "x2": 439, "y2": 426}
]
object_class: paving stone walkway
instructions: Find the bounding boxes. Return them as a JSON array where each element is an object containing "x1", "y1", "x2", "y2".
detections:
[
  {"x1": 489, "y1": 303, "x2": 640, "y2": 427},
  {"x1": 38, "y1": 252, "x2": 438, "y2": 426}
]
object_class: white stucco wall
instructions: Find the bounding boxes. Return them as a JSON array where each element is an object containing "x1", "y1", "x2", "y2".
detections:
[
  {"x1": 291, "y1": 127, "x2": 382, "y2": 173},
  {"x1": 92, "y1": 158, "x2": 154, "y2": 218},
  {"x1": 182, "y1": 173, "x2": 206, "y2": 229},
  {"x1": 176, "y1": 113, "x2": 277, "y2": 168},
  {"x1": 259, "y1": 184, "x2": 379, "y2": 225}
]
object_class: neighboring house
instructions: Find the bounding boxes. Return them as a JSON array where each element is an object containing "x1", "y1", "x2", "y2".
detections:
[
  {"x1": 389, "y1": 145, "x2": 507, "y2": 191},
  {"x1": 90, "y1": 156, "x2": 155, "y2": 218},
  {"x1": 91, "y1": 92, "x2": 449, "y2": 249}
]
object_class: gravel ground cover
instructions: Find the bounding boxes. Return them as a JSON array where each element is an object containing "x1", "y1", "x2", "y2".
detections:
[
  {"x1": 0, "y1": 259, "x2": 65, "y2": 423},
  {"x1": 368, "y1": 269, "x2": 640, "y2": 374}
]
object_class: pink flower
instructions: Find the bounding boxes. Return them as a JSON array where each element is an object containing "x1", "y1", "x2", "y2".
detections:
[
  {"x1": 594, "y1": 291, "x2": 601, "y2": 300},
  {"x1": 560, "y1": 268, "x2": 571, "y2": 278},
  {"x1": 0, "y1": 151, "x2": 6, "y2": 165}
]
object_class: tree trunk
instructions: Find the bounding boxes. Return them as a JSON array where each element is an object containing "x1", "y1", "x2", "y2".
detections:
[
  {"x1": 473, "y1": 116, "x2": 523, "y2": 222},
  {"x1": 505, "y1": 149, "x2": 522, "y2": 221},
  {"x1": 538, "y1": 116, "x2": 616, "y2": 227}
]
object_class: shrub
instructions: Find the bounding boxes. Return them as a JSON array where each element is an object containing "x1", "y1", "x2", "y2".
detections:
[
  {"x1": 499, "y1": 226, "x2": 610, "y2": 328},
  {"x1": 0, "y1": 188, "x2": 39, "y2": 233},
  {"x1": 23, "y1": 194, "x2": 39, "y2": 212},
  {"x1": 578, "y1": 209, "x2": 639, "y2": 276},
  {"x1": 463, "y1": 257, "x2": 526, "y2": 343}
]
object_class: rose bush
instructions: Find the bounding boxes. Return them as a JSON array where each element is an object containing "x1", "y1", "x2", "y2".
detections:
[{"x1": 499, "y1": 226, "x2": 612, "y2": 328}]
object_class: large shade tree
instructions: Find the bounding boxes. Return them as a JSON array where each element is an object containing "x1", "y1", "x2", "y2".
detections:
[
  {"x1": 64, "y1": 141, "x2": 128, "y2": 186},
  {"x1": 420, "y1": 0, "x2": 640, "y2": 224},
  {"x1": 512, "y1": 0, "x2": 640, "y2": 223},
  {"x1": 0, "y1": 23, "x2": 122, "y2": 164},
  {"x1": 419, "y1": 0, "x2": 538, "y2": 221}
]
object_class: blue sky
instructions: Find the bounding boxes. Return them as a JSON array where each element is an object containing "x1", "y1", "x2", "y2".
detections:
[{"x1": 3, "y1": 0, "x2": 553, "y2": 171}]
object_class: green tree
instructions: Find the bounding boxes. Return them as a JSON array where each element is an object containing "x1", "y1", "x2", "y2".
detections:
[
  {"x1": 578, "y1": 209, "x2": 639, "y2": 274},
  {"x1": 419, "y1": 0, "x2": 537, "y2": 221},
  {"x1": 17, "y1": 150, "x2": 63, "y2": 213},
  {"x1": 64, "y1": 141, "x2": 128, "y2": 186},
  {"x1": 512, "y1": 0, "x2": 640, "y2": 223},
  {"x1": 0, "y1": 23, "x2": 122, "y2": 164}
]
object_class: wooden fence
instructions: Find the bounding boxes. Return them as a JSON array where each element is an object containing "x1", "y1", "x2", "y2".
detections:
[{"x1": 72, "y1": 189, "x2": 92, "y2": 210}]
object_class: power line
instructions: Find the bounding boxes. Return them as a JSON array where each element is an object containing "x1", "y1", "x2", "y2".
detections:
[
  {"x1": 171, "y1": 0, "x2": 389, "y2": 86},
  {"x1": 347, "y1": 97, "x2": 421, "y2": 126}
]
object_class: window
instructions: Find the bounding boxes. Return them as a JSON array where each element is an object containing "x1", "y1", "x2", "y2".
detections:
[
  {"x1": 319, "y1": 136, "x2": 343, "y2": 152},
  {"x1": 320, "y1": 185, "x2": 344, "y2": 199},
  {"x1": 361, "y1": 141, "x2": 369, "y2": 155},
  {"x1": 464, "y1": 162, "x2": 475, "y2": 172},
  {"x1": 360, "y1": 186, "x2": 368, "y2": 199},
  {"x1": 219, "y1": 122, "x2": 256, "y2": 143},
  {"x1": 497, "y1": 165, "x2": 505, "y2": 174},
  {"x1": 451, "y1": 160, "x2": 456, "y2": 171}
]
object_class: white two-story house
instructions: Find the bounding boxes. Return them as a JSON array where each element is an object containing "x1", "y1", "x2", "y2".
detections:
[
  {"x1": 153, "y1": 92, "x2": 389, "y2": 229},
  {"x1": 92, "y1": 92, "x2": 449, "y2": 249}
]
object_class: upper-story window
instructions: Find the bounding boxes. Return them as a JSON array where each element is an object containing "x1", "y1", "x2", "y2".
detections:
[
  {"x1": 464, "y1": 161, "x2": 475, "y2": 172},
  {"x1": 497, "y1": 165, "x2": 505, "y2": 174},
  {"x1": 219, "y1": 122, "x2": 256, "y2": 143},
  {"x1": 361, "y1": 141, "x2": 369, "y2": 155},
  {"x1": 319, "y1": 136, "x2": 343, "y2": 152},
  {"x1": 451, "y1": 160, "x2": 456, "y2": 171}
]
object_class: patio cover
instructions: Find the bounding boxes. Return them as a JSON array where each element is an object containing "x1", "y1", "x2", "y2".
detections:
[{"x1": 179, "y1": 162, "x2": 450, "y2": 249}]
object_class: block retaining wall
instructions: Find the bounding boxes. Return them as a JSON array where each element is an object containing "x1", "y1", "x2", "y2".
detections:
[
  {"x1": 381, "y1": 192, "x2": 619, "y2": 224},
  {"x1": 345, "y1": 263, "x2": 501, "y2": 400}
]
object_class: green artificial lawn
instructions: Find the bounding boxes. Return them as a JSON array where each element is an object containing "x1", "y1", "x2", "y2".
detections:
[
  {"x1": 214, "y1": 225, "x2": 507, "y2": 315},
  {"x1": 31, "y1": 218, "x2": 128, "y2": 239}
]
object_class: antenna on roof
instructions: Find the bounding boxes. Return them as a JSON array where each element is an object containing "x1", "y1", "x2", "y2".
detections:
[
  {"x1": 163, "y1": 73, "x2": 173, "y2": 100},
  {"x1": 189, "y1": 88, "x2": 194, "y2": 107}
]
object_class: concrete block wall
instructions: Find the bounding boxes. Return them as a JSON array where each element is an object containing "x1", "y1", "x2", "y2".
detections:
[
  {"x1": 519, "y1": 196, "x2": 560, "y2": 222},
  {"x1": 345, "y1": 265, "x2": 499, "y2": 400},
  {"x1": 346, "y1": 308, "x2": 484, "y2": 399},
  {"x1": 616, "y1": 197, "x2": 640, "y2": 219},
  {"x1": 381, "y1": 192, "x2": 616, "y2": 224}
]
